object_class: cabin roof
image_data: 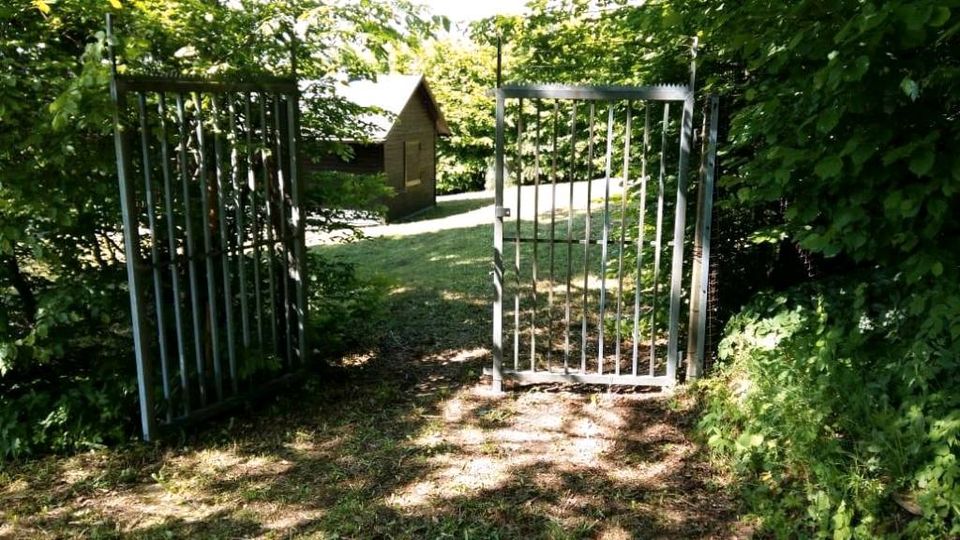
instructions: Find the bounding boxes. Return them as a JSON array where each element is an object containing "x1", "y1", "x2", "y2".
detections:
[{"x1": 305, "y1": 74, "x2": 450, "y2": 142}]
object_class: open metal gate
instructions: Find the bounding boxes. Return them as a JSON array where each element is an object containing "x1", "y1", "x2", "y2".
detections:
[
  {"x1": 488, "y1": 79, "x2": 719, "y2": 391},
  {"x1": 108, "y1": 19, "x2": 307, "y2": 440}
]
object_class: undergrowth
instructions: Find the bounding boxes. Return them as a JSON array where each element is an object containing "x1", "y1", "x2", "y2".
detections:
[
  {"x1": 0, "y1": 253, "x2": 386, "y2": 462},
  {"x1": 697, "y1": 276, "x2": 960, "y2": 538}
]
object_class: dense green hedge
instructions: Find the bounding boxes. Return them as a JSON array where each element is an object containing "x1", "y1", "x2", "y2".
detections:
[{"x1": 699, "y1": 277, "x2": 959, "y2": 537}]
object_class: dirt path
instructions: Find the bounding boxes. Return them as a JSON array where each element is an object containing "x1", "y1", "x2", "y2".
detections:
[{"x1": 1, "y1": 189, "x2": 744, "y2": 539}]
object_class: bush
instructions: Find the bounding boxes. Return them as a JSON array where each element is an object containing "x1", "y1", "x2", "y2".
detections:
[
  {"x1": 698, "y1": 277, "x2": 960, "y2": 538},
  {"x1": 304, "y1": 169, "x2": 393, "y2": 233},
  {"x1": 307, "y1": 253, "x2": 387, "y2": 358},
  {"x1": 0, "y1": 254, "x2": 387, "y2": 461},
  {"x1": 0, "y1": 268, "x2": 140, "y2": 460}
]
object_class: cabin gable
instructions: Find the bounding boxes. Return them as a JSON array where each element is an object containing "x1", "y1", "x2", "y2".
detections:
[{"x1": 306, "y1": 75, "x2": 446, "y2": 222}]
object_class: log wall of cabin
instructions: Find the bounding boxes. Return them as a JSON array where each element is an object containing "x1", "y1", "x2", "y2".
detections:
[{"x1": 382, "y1": 87, "x2": 437, "y2": 221}]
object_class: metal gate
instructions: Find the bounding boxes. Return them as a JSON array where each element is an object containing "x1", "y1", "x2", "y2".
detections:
[
  {"x1": 488, "y1": 80, "x2": 719, "y2": 391},
  {"x1": 108, "y1": 19, "x2": 307, "y2": 440}
]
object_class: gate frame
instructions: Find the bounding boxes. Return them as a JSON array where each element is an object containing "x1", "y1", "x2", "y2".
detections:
[
  {"x1": 489, "y1": 45, "x2": 718, "y2": 391},
  {"x1": 107, "y1": 15, "x2": 308, "y2": 440}
]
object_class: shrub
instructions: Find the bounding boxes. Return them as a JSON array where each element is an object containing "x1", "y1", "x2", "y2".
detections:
[
  {"x1": 698, "y1": 277, "x2": 960, "y2": 538},
  {"x1": 307, "y1": 253, "x2": 387, "y2": 358},
  {"x1": 304, "y1": 169, "x2": 393, "y2": 233}
]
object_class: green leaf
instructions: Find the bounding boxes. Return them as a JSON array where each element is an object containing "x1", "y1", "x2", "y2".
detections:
[
  {"x1": 909, "y1": 146, "x2": 935, "y2": 176},
  {"x1": 815, "y1": 156, "x2": 843, "y2": 178},
  {"x1": 848, "y1": 55, "x2": 870, "y2": 80},
  {"x1": 817, "y1": 109, "x2": 841, "y2": 133},
  {"x1": 898, "y1": 4, "x2": 932, "y2": 30},
  {"x1": 900, "y1": 77, "x2": 919, "y2": 101},
  {"x1": 932, "y1": 262, "x2": 944, "y2": 276},
  {"x1": 930, "y1": 7, "x2": 951, "y2": 28}
]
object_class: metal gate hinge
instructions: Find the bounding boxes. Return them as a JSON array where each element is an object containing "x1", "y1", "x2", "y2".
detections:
[{"x1": 495, "y1": 206, "x2": 511, "y2": 218}]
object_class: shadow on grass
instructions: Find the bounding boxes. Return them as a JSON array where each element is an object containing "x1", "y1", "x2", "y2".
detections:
[
  {"x1": 395, "y1": 195, "x2": 495, "y2": 224},
  {"x1": 0, "y1": 203, "x2": 741, "y2": 539}
]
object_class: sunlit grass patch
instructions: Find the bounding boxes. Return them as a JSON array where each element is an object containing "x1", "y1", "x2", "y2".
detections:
[{"x1": 0, "y1": 191, "x2": 741, "y2": 538}]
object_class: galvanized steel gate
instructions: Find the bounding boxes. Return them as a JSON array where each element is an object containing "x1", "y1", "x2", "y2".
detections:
[
  {"x1": 488, "y1": 78, "x2": 719, "y2": 391},
  {"x1": 108, "y1": 20, "x2": 307, "y2": 440}
]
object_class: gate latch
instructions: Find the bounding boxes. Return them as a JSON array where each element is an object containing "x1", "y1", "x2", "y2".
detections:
[{"x1": 495, "y1": 206, "x2": 511, "y2": 218}]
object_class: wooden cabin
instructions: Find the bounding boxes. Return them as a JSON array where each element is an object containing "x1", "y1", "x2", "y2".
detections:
[{"x1": 308, "y1": 74, "x2": 451, "y2": 222}]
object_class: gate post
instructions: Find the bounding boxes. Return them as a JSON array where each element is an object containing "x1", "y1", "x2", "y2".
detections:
[
  {"x1": 666, "y1": 91, "x2": 694, "y2": 384},
  {"x1": 491, "y1": 89, "x2": 506, "y2": 393},
  {"x1": 107, "y1": 15, "x2": 157, "y2": 441},
  {"x1": 666, "y1": 37, "x2": 698, "y2": 385},
  {"x1": 686, "y1": 96, "x2": 719, "y2": 379},
  {"x1": 287, "y1": 90, "x2": 308, "y2": 366}
]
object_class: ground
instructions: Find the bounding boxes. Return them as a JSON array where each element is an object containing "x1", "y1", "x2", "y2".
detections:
[{"x1": 0, "y1": 187, "x2": 745, "y2": 539}]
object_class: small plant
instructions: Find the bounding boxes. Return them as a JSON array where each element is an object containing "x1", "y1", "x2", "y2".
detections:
[{"x1": 307, "y1": 253, "x2": 388, "y2": 359}]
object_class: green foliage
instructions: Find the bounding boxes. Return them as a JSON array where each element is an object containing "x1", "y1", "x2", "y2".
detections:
[
  {"x1": 0, "y1": 376, "x2": 133, "y2": 459},
  {"x1": 307, "y1": 253, "x2": 387, "y2": 358},
  {"x1": 699, "y1": 277, "x2": 960, "y2": 537},
  {"x1": 0, "y1": 0, "x2": 434, "y2": 459},
  {"x1": 396, "y1": 38, "x2": 497, "y2": 194},
  {"x1": 712, "y1": 0, "x2": 960, "y2": 279},
  {"x1": 303, "y1": 169, "x2": 393, "y2": 234}
]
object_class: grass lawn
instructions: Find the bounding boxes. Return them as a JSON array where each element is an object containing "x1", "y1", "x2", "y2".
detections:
[{"x1": 0, "y1": 194, "x2": 743, "y2": 539}]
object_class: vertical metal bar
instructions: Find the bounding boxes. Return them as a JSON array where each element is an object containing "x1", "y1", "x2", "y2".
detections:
[
  {"x1": 212, "y1": 97, "x2": 238, "y2": 394},
  {"x1": 286, "y1": 90, "x2": 308, "y2": 366},
  {"x1": 492, "y1": 89, "x2": 506, "y2": 392},
  {"x1": 597, "y1": 105, "x2": 614, "y2": 375},
  {"x1": 496, "y1": 36, "x2": 503, "y2": 89},
  {"x1": 666, "y1": 92, "x2": 695, "y2": 384},
  {"x1": 259, "y1": 93, "x2": 279, "y2": 355},
  {"x1": 632, "y1": 105, "x2": 651, "y2": 376},
  {"x1": 650, "y1": 103, "x2": 669, "y2": 375},
  {"x1": 176, "y1": 93, "x2": 207, "y2": 407},
  {"x1": 194, "y1": 92, "x2": 224, "y2": 401},
  {"x1": 563, "y1": 101, "x2": 578, "y2": 374},
  {"x1": 136, "y1": 93, "x2": 172, "y2": 421},
  {"x1": 108, "y1": 13, "x2": 157, "y2": 440},
  {"x1": 614, "y1": 102, "x2": 632, "y2": 376},
  {"x1": 228, "y1": 98, "x2": 251, "y2": 350},
  {"x1": 685, "y1": 102, "x2": 708, "y2": 380},
  {"x1": 245, "y1": 93, "x2": 265, "y2": 348},
  {"x1": 547, "y1": 101, "x2": 559, "y2": 371},
  {"x1": 580, "y1": 103, "x2": 595, "y2": 374},
  {"x1": 530, "y1": 101, "x2": 540, "y2": 371},
  {"x1": 274, "y1": 97, "x2": 293, "y2": 366},
  {"x1": 686, "y1": 96, "x2": 719, "y2": 380},
  {"x1": 157, "y1": 93, "x2": 191, "y2": 415},
  {"x1": 513, "y1": 98, "x2": 523, "y2": 371}
]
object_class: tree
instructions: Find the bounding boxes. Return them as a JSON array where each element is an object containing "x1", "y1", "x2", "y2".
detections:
[
  {"x1": 398, "y1": 37, "x2": 497, "y2": 193},
  {"x1": 0, "y1": 0, "x2": 436, "y2": 457}
]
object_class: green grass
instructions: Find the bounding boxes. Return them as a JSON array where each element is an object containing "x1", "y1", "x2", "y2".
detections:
[
  {"x1": 0, "y1": 195, "x2": 741, "y2": 539},
  {"x1": 394, "y1": 195, "x2": 495, "y2": 223}
]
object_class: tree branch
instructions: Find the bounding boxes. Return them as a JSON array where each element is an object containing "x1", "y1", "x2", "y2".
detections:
[{"x1": 3, "y1": 245, "x2": 37, "y2": 325}]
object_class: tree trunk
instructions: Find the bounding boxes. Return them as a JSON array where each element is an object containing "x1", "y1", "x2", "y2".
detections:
[{"x1": 3, "y1": 247, "x2": 37, "y2": 325}]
